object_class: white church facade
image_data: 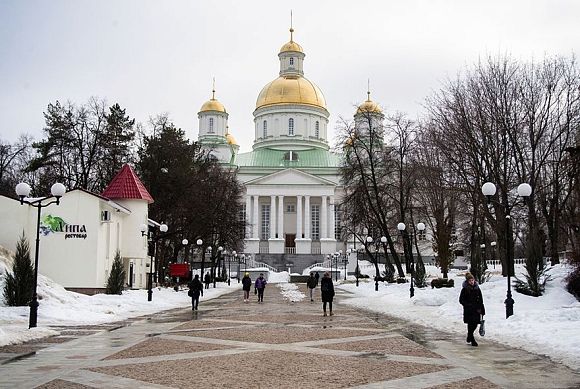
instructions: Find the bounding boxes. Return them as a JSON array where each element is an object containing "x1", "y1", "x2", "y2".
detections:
[{"x1": 196, "y1": 28, "x2": 385, "y2": 267}]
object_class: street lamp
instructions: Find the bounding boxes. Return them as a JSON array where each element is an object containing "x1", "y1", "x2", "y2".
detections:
[
  {"x1": 15, "y1": 182, "x2": 66, "y2": 328},
  {"x1": 140, "y1": 222, "x2": 168, "y2": 302},
  {"x1": 482, "y1": 181, "x2": 531, "y2": 318},
  {"x1": 397, "y1": 222, "x2": 414, "y2": 298},
  {"x1": 342, "y1": 249, "x2": 348, "y2": 281},
  {"x1": 196, "y1": 239, "x2": 205, "y2": 288},
  {"x1": 224, "y1": 250, "x2": 231, "y2": 286},
  {"x1": 366, "y1": 236, "x2": 380, "y2": 291},
  {"x1": 214, "y1": 246, "x2": 223, "y2": 287}
]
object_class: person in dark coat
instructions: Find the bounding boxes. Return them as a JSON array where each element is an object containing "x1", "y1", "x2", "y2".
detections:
[
  {"x1": 459, "y1": 272, "x2": 486, "y2": 347},
  {"x1": 307, "y1": 272, "x2": 317, "y2": 302},
  {"x1": 241, "y1": 272, "x2": 252, "y2": 302},
  {"x1": 315, "y1": 272, "x2": 320, "y2": 285},
  {"x1": 255, "y1": 273, "x2": 267, "y2": 303},
  {"x1": 320, "y1": 272, "x2": 335, "y2": 316},
  {"x1": 204, "y1": 272, "x2": 211, "y2": 289},
  {"x1": 188, "y1": 274, "x2": 203, "y2": 311}
]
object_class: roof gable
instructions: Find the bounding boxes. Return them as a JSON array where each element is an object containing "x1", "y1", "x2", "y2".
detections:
[
  {"x1": 101, "y1": 164, "x2": 154, "y2": 203},
  {"x1": 245, "y1": 168, "x2": 335, "y2": 186}
]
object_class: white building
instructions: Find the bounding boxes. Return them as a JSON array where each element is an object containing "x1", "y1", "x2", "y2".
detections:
[
  {"x1": 0, "y1": 164, "x2": 157, "y2": 294},
  {"x1": 197, "y1": 28, "x2": 386, "y2": 271}
]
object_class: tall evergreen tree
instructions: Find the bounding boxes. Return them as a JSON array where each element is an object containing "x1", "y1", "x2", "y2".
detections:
[
  {"x1": 106, "y1": 250, "x2": 125, "y2": 295},
  {"x1": 3, "y1": 233, "x2": 34, "y2": 306}
]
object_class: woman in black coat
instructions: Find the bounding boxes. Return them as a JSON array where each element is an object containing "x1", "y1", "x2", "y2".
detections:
[
  {"x1": 320, "y1": 272, "x2": 335, "y2": 316},
  {"x1": 459, "y1": 272, "x2": 485, "y2": 347}
]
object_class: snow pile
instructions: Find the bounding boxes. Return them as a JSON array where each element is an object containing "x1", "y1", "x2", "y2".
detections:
[
  {"x1": 277, "y1": 282, "x2": 305, "y2": 303},
  {"x1": 338, "y1": 264, "x2": 580, "y2": 371}
]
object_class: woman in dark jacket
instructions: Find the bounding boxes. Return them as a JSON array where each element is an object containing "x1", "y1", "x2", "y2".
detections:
[
  {"x1": 241, "y1": 272, "x2": 252, "y2": 303},
  {"x1": 459, "y1": 272, "x2": 485, "y2": 347},
  {"x1": 187, "y1": 275, "x2": 203, "y2": 311},
  {"x1": 320, "y1": 272, "x2": 335, "y2": 316}
]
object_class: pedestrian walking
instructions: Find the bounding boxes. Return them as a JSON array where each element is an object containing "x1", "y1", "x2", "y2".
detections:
[
  {"x1": 315, "y1": 271, "x2": 320, "y2": 285},
  {"x1": 241, "y1": 272, "x2": 252, "y2": 302},
  {"x1": 459, "y1": 272, "x2": 486, "y2": 347},
  {"x1": 320, "y1": 272, "x2": 334, "y2": 316},
  {"x1": 307, "y1": 272, "x2": 317, "y2": 302},
  {"x1": 187, "y1": 274, "x2": 203, "y2": 311},
  {"x1": 204, "y1": 272, "x2": 211, "y2": 289},
  {"x1": 255, "y1": 273, "x2": 267, "y2": 303}
]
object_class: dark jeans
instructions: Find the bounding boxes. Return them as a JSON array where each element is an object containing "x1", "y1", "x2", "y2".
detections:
[
  {"x1": 467, "y1": 322, "x2": 478, "y2": 340},
  {"x1": 192, "y1": 293, "x2": 200, "y2": 310},
  {"x1": 257, "y1": 288, "x2": 264, "y2": 302},
  {"x1": 323, "y1": 301, "x2": 333, "y2": 313},
  {"x1": 204, "y1": 283, "x2": 210, "y2": 289}
]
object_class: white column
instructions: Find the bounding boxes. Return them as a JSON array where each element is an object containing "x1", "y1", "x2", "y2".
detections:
[
  {"x1": 277, "y1": 195, "x2": 284, "y2": 240},
  {"x1": 252, "y1": 195, "x2": 259, "y2": 239},
  {"x1": 245, "y1": 195, "x2": 252, "y2": 238},
  {"x1": 304, "y1": 195, "x2": 311, "y2": 239},
  {"x1": 296, "y1": 195, "x2": 303, "y2": 238},
  {"x1": 321, "y1": 195, "x2": 328, "y2": 239},
  {"x1": 329, "y1": 196, "x2": 335, "y2": 240},
  {"x1": 270, "y1": 195, "x2": 276, "y2": 239}
]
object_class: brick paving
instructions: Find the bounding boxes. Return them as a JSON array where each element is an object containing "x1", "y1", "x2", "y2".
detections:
[{"x1": 0, "y1": 282, "x2": 579, "y2": 388}]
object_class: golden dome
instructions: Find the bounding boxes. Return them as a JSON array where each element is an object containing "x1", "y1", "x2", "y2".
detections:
[
  {"x1": 256, "y1": 76, "x2": 327, "y2": 110},
  {"x1": 199, "y1": 98, "x2": 226, "y2": 113},
  {"x1": 356, "y1": 90, "x2": 382, "y2": 114},
  {"x1": 280, "y1": 27, "x2": 303, "y2": 53},
  {"x1": 226, "y1": 132, "x2": 238, "y2": 145}
]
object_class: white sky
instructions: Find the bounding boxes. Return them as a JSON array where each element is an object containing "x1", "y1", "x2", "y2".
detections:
[{"x1": 0, "y1": 0, "x2": 578, "y2": 152}]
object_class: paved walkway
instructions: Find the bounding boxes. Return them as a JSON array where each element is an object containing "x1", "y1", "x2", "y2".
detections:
[{"x1": 1, "y1": 284, "x2": 579, "y2": 388}]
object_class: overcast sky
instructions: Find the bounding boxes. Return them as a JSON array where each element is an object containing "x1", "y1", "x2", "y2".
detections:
[{"x1": 1, "y1": 0, "x2": 578, "y2": 152}]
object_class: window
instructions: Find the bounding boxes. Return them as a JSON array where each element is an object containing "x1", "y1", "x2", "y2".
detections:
[
  {"x1": 288, "y1": 118, "x2": 294, "y2": 135},
  {"x1": 286, "y1": 204, "x2": 295, "y2": 213},
  {"x1": 289, "y1": 57, "x2": 294, "y2": 66},
  {"x1": 417, "y1": 229, "x2": 426, "y2": 241},
  {"x1": 263, "y1": 120, "x2": 268, "y2": 137},
  {"x1": 311, "y1": 205, "x2": 320, "y2": 240},
  {"x1": 209, "y1": 118, "x2": 214, "y2": 133},
  {"x1": 315, "y1": 121, "x2": 320, "y2": 138},
  {"x1": 261, "y1": 204, "x2": 270, "y2": 240},
  {"x1": 283, "y1": 151, "x2": 299, "y2": 161},
  {"x1": 240, "y1": 204, "x2": 247, "y2": 237}
]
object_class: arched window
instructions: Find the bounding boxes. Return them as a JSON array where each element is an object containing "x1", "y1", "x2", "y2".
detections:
[
  {"x1": 288, "y1": 118, "x2": 294, "y2": 135},
  {"x1": 315, "y1": 121, "x2": 320, "y2": 138},
  {"x1": 289, "y1": 57, "x2": 294, "y2": 66},
  {"x1": 263, "y1": 120, "x2": 268, "y2": 137},
  {"x1": 209, "y1": 118, "x2": 214, "y2": 133}
]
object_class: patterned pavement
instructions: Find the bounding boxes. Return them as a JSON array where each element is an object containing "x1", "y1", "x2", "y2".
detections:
[{"x1": 0, "y1": 283, "x2": 579, "y2": 388}]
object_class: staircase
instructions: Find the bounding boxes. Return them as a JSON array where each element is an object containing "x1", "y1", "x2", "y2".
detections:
[{"x1": 252, "y1": 253, "x2": 325, "y2": 274}]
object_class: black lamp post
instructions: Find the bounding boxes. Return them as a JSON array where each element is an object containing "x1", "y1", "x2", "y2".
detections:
[
  {"x1": 214, "y1": 246, "x2": 223, "y2": 288},
  {"x1": 140, "y1": 222, "x2": 168, "y2": 302},
  {"x1": 397, "y1": 222, "x2": 413, "y2": 298},
  {"x1": 343, "y1": 249, "x2": 348, "y2": 281},
  {"x1": 490, "y1": 241, "x2": 497, "y2": 269},
  {"x1": 15, "y1": 182, "x2": 66, "y2": 329},
  {"x1": 355, "y1": 245, "x2": 360, "y2": 287},
  {"x1": 232, "y1": 251, "x2": 238, "y2": 282},
  {"x1": 482, "y1": 181, "x2": 531, "y2": 319},
  {"x1": 225, "y1": 250, "x2": 231, "y2": 286}
]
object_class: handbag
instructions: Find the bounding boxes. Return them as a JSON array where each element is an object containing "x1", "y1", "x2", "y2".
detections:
[
  {"x1": 479, "y1": 315, "x2": 485, "y2": 337},
  {"x1": 188, "y1": 289, "x2": 193, "y2": 297}
]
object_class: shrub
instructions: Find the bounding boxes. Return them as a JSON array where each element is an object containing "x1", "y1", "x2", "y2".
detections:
[
  {"x1": 3, "y1": 233, "x2": 34, "y2": 306},
  {"x1": 565, "y1": 266, "x2": 580, "y2": 300},
  {"x1": 431, "y1": 278, "x2": 455, "y2": 289},
  {"x1": 106, "y1": 250, "x2": 126, "y2": 295}
]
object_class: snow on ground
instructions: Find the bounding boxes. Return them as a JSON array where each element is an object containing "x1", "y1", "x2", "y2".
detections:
[
  {"x1": 277, "y1": 282, "x2": 306, "y2": 302},
  {"x1": 337, "y1": 262, "x2": 580, "y2": 371}
]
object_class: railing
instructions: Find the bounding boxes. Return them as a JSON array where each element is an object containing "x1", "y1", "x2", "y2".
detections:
[
  {"x1": 246, "y1": 257, "x2": 278, "y2": 272},
  {"x1": 303, "y1": 262, "x2": 325, "y2": 272},
  {"x1": 285, "y1": 247, "x2": 296, "y2": 254}
]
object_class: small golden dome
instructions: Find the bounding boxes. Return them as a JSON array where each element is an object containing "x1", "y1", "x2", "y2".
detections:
[
  {"x1": 356, "y1": 99, "x2": 382, "y2": 114},
  {"x1": 226, "y1": 132, "x2": 238, "y2": 145},
  {"x1": 256, "y1": 76, "x2": 326, "y2": 110},
  {"x1": 200, "y1": 98, "x2": 226, "y2": 113},
  {"x1": 280, "y1": 27, "x2": 303, "y2": 53}
]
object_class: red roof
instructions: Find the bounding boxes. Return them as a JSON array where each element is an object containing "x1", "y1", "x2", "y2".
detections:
[{"x1": 102, "y1": 164, "x2": 154, "y2": 203}]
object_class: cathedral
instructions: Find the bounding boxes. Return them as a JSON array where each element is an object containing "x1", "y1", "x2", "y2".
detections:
[{"x1": 196, "y1": 27, "x2": 384, "y2": 269}]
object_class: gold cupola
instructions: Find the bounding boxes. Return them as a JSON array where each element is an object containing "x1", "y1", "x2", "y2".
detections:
[
  {"x1": 356, "y1": 90, "x2": 382, "y2": 115},
  {"x1": 199, "y1": 86, "x2": 226, "y2": 113},
  {"x1": 225, "y1": 127, "x2": 238, "y2": 146},
  {"x1": 279, "y1": 28, "x2": 304, "y2": 54}
]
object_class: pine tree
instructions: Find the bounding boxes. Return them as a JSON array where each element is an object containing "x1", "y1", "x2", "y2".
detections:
[
  {"x1": 3, "y1": 233, "x2": 34, "y2": 306},
  {"x1": 106, "y1": 250, "x2": 126, "y2": 295}
]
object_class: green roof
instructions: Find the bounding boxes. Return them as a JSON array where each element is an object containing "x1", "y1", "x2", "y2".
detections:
[{"x1": 235, "y1": 148, "x2": 342, "y2": 168}]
